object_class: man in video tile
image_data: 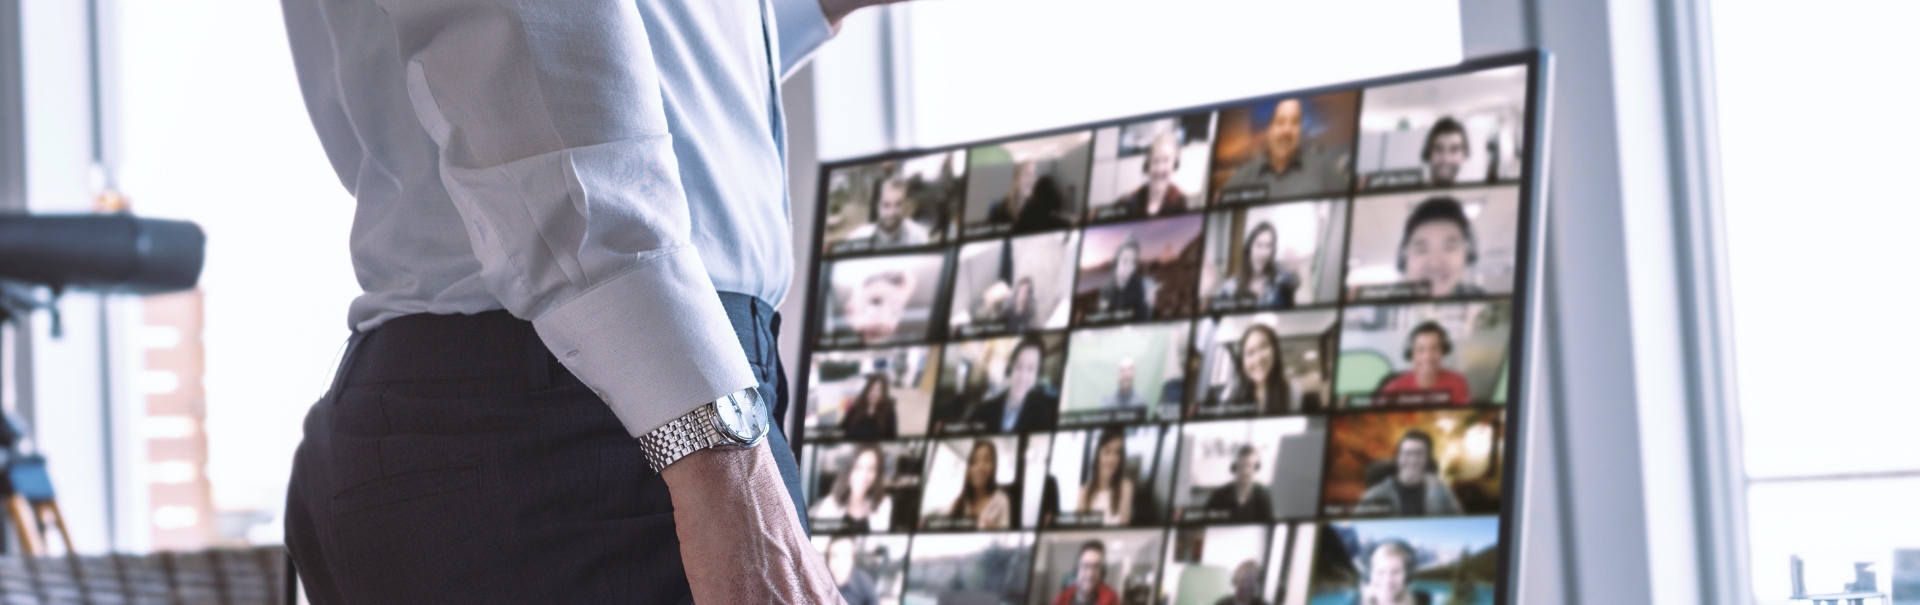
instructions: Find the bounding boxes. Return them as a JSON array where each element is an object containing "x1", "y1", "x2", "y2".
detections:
[
  {"x1": 1099, "y1": 236, "x2": 1155, "y2": 321},
  {"x1": 1376, "y1": 322, "x2": 1471, "y2": 405},
  {"x1": 1052, "y1": 540, "x2": 1121, "y2": 605},
  {"x1": 1360, "y1": 430, "x2": 1462, "y2": 516},
  {"x1": 1099, "y1": 357, "x2": 1145, "y2": 409},
  {"x1": 1222, "y1": 99, "x2": 1348, "y2": 199},
  {"x1": 1213, "y1": 221, "x2": 1299, "y2": 310},
  {"x1": 988, "y1": 159, "x2": 1073, "y2": 233},
  {"x1": 1212, "y1": 560, "x2": 1269, "y2": 605},
  {"x1": 1204, "y1": 445, "x2": 1275, "y2": 522},
  {"x1": 845, "y1": 176, "x2": 930, "y2": 247},
  {"x1": 1117, "y1": 132, "x2": 1189, "y2": 219},
  {"x1": 1422, "y1": 117, "x2": 1470, "y2": 187},
  {"x1": 1361, "y1": 540, "x2": 1430, "y2": 605},
  {"x1": 970, "y1": 336, "x2": 1060, "y2": 432},
  {"x1": 1397, "y1": 197, "x2": 1482, "y2": 299},
  {"x1": 825, "y1": 536, "x2": 880, "y2": 605}
]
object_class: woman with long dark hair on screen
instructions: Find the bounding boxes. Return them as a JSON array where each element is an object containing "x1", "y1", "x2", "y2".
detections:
[
  {"x1": 948, "y1": 439, "x2": 1011, "y2": 529},
  {"x1": 1099, "y1": 236, "x2": 1153, "y2": 321},
  {"x1": 1214, "y1": 221, "x2": 1300, "y2": 310},
  {"x1": 810, "y1": 444, "x2": 894, "y2": 533},
  {"x1": 1225, "y1": 324, "x2": 1291, "y2": 414},
  {"x1": 840, "y1": 374, "x2": 899, "y2": 439},
  {"x1": 1074, "y1": 427, "x2": 1135, "y2": 525}
]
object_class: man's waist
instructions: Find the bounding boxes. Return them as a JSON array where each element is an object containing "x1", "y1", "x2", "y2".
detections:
[{"x1": 345, "y1": 291, "x2": 778, "y2": 389}]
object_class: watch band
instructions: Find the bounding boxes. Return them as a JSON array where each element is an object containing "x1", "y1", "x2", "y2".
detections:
[{"x1": 639, "y1": 387, "x2": 758, "y2": 473}]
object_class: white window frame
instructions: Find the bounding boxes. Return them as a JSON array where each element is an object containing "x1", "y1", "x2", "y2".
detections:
[{"x1": 784, "y1": 1, "x2": 1756, "y2": 603}]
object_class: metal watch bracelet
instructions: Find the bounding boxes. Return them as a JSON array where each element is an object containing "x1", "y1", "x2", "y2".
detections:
[{"x1": 638, "y1": 388, "x2": 752, "y2": 473}]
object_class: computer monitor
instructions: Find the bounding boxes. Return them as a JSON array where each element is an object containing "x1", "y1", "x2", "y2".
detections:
[{"x1": 796, "y1": 51, "x2": 1548, "y2": 605}]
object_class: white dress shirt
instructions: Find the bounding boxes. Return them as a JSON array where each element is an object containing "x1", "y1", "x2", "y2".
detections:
[{"x1": 280, "y1": 0, "x2": 832, "y2": 437}]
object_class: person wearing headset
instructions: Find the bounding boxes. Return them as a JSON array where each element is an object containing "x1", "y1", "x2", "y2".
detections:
[
  {"x1": 1359, "y1": 430, "x2": 1463, "y2": 517},
  {"x1": 1203, "y1": 445, "x2": 1275, "y2": 522},
  {"x1": 968, "y1": 335, "x2": 1061, "y2": 432},
  {"x1": 1051, "y1": 540, "x2": 1121, "y2": 605},
  {"x1": 1115, "y1": 131, "x2": 1189, "y2": 219},
  {"x1": 1397, "y1": 197, "x2": 1484, "y2": 299},
  {"x1": 1359, "y1": 540, "x2": 1430, "y2": 605},
  {"x1": 1422, "y1": 117, "x2": 1470, "y2": 187},
  {"x1": 1376, "y1": 322, "x2": 1472, "y2": 405},
  {"x1": 844, "y1": 175, "x2": 931, "y2": 248}
]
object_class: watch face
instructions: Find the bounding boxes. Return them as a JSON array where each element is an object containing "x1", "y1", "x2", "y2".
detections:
[{"x1": 714, "y1": 389, "x2": 769, "y2": 444}]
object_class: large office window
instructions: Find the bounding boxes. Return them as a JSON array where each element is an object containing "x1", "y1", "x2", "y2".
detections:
[
  {"x1": 115, "y1": 0, "x2": 360, "y2": 544},
  {"x1": 1712, "y1": 2, "x2": 1920, "y2": 601},
  {"x1": 813, "y1": 0, "x2": 1466, "y2": 159}
]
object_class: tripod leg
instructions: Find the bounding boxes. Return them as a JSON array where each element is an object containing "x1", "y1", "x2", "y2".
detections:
[
  {"x1": 41, "y1": 502, "x2": 76, "y2": 556},
  {"x1": 6, "y1": 495, "x2": 41, "y2": 556}
]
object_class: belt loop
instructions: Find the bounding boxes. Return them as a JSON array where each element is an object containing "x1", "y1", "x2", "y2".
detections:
[{"x1": 527, "y1": 326, "x2": 551, "y2": 390}]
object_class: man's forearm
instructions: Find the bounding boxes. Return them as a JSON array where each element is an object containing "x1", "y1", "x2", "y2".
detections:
[{"x1": 662, "y1": 442, "x2": 842, "y2": 604}]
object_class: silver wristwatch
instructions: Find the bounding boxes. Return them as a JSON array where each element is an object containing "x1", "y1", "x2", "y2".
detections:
[{"x1": 639, "y1": 386, "x2": 770, "y2": 473}]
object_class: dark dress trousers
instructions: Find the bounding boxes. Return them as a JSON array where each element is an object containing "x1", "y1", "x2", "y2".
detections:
[{"x1": 284, "y1": 292, "x2": 803, "y2": 604}]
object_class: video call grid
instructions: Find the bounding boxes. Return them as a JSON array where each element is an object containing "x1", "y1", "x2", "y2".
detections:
[{"x1": 801, "y1": 61, "x2": 1534, "y2": 605}]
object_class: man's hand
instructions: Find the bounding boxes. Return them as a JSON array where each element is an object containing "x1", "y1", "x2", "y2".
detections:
[
  {"x1": 663, "y1": 442, "x2": 843, "y2": 604},
  {"x1": 817, "y1": 0, "x2": 906, "y2": 27}
]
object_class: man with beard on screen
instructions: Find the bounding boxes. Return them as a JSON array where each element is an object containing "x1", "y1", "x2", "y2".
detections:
[
  {"x1": 1221, "y1": 99, "x2": 1349, "y2": 200},
  {"x1": 845, "y1": 175, "x2": 931, "y2": 247},
  {"x1": 1360, "y1": 430, "x2": 1463, "y2": 516}
]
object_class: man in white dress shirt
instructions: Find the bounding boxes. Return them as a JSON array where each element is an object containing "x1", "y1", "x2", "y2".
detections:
[{"x1": 277, "y1": 0, "x2": 904, "y2": 601}]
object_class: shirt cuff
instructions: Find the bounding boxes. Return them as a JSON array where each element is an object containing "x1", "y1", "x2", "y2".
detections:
[
  {"x1": 771, "y1": 0, "x2": 834, "y2": 79},
  {"x1": 530, "y1": 246, "x2": 757, "y2": 438}
]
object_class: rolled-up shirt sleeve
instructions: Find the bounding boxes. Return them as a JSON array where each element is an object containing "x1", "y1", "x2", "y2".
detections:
[{"x1": 376, "y1": 0, "x2": 754, "y2": 438}]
